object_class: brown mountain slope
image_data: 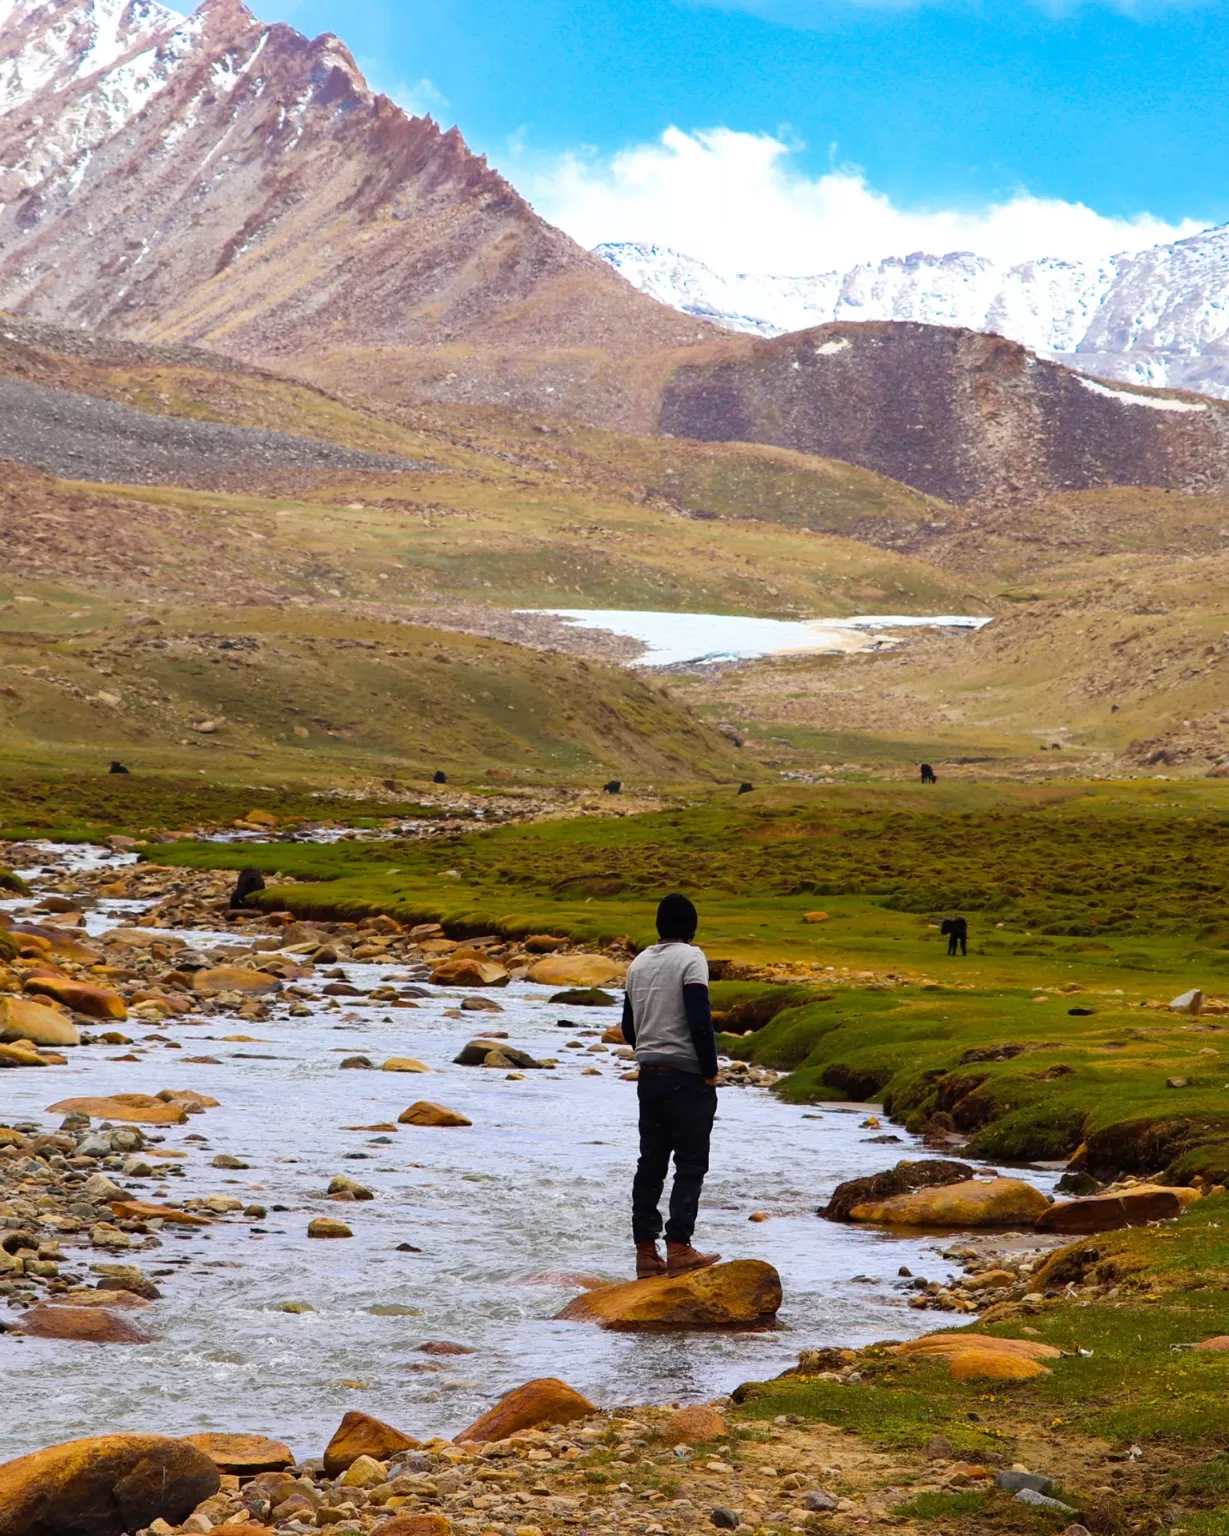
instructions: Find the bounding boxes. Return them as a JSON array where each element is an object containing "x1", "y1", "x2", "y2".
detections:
[
  {"x1": 0, "y1": 0, "x2": 707, "y2": 377},
  {"x1": 656, "y1": 323, "x2": 1229, "y2": 504}
]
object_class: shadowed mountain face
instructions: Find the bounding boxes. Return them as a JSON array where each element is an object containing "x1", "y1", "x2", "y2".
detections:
[
  {"x1": 0, "y1": 0, "x2": 707, "y2": 377},
  {"x1": 657, "y1": 323, "x2": 1229, "y2": 504}
]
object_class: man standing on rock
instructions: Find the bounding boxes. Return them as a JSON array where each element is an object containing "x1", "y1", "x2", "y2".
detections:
[{"x1": 622, "y1": 893, "x2": 722, "y2": 1280}]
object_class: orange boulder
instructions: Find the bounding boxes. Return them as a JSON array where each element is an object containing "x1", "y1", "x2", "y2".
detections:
[
  {"x1": 193, "y1": 967, "x2": 280, "y2": 996},
  {"x1": 556, "y1": 1260, "x2": 782, "y2": 1331},
  {"x1": 429, "y1": 959, "x2": 509, "y2": 988},
  {"x1": 376, "y1": 1516, "x2": 454, "y2": 1536},
  {"x1": 398, "y1": 1101, "x2": 472, "y2": 1128},
  {"x1": 47, "y1": 1094, "x2": 188, "y2": 1125},
  {"x1": 11, "y1": 1305, "x2": 146, "y2": 1344},
  {"x1": 182, "y1": 1434, "x2": 294, "y2": 1474},
  {"x1": 23, "y1": 977, "x2": 127, "y2": 1020},
  {"x1": 0, "y1": 1434, "x2": 219, "y2": 1536},
  {"x1": 457, "y1": 1378, "x2": 596, "y2": 1444},
  {"x1": 322, "y1": 1411, "x2": 419, "y2": 1476},
  {"x1": 659, "y1": 1405, "x2": 728, "y2": 1445}
]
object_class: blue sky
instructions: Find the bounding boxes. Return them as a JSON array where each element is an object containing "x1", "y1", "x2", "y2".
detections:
[{"x1": 186, "y1": 0, "x2": 1227, "y2": 271}]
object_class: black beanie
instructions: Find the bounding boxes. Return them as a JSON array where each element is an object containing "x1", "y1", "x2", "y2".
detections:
[{"x1": 656, "y1": 893, "x2": 698, "y2": 941}]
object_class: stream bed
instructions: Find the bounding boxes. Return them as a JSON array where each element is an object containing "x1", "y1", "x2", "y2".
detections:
[{"x1": 1, "y1": 844, "x2": 1057, "y2": 1461}]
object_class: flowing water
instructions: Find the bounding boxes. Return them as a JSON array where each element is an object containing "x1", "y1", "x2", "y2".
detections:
[{"x1": 1, "y1": 845, "x2": 1056, "y2": 1461}]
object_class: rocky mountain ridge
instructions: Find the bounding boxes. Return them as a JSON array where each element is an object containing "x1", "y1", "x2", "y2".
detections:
[
  {"x1": 598, "y1": 229, "x2": 1229, "y2": 401},
  {"x1": 0, "y1": 0, "x2": 705, "y2": 378}
]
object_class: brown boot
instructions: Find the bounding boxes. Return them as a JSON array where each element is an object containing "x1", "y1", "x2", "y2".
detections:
[
  {"x1": 666, "y1": 1240, "x2": 721, "y2": 1277},
  {"x1": 636, "y1": 1241, "x2": 667, "y2": 1280}
]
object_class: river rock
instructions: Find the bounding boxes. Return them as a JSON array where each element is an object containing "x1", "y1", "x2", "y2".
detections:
[
  {"x1": 461, "y1": 996, "x2": 503, "y2": 1012},
  {"x1": 48, "y1": 1094, "x2": 188, "y2": 1126},
  {"x1": 549, "y1": 988, "x2": 616, "y2": 1006},
  {"x1": 429, "y1": 958, "x2": 509, "y2": 988},
  {"x1": 193, "y1": 967, "x2": 280, "y2": 997},
  {"x1": 322, "y1": 1411, "x2": 419, "y2": 1476},
  {"x1": 108, "y1": 1200, "x2": 212, "y2": 1228},
  {"x1": 308, "y1": 1218, "x2": 353, "y2": 1239},
  {"x1": 526, "y1": 956, "x2": 626, "y2": 987},
  {"x1": 0, "y1": 1434, "x2": 220, "y2": 1536},
  {"x1": 0, "y1": 1041, "x2": 47, "y2": 1067},
  {"x1": 338, "y1": 1454, "x2": 388, "y2": 1489},
  {"x1": 453, "y1": 1040, "x2": 542, "y2": 1069},
  {"x1": 328, "y1": 1176, "x2": 374, "y2": 1200},
  {"x1": 1170, "y1": 988, "x2": 1204, "y2": 1014},
  {"x1": 1035, "y1": 1186, "x2": 1195, "y2": 1235},
  {"x1": 382, "y1": 1058, "x2": 431, "y2": 1073},
  {"x1": 23, "y1": 978, "x2": 127, "y2": 1020},
  {"x1": 182, "y1": 1435, "x2": 294, "y2": 1475},
  {"x1": 456, "y1": 1378, "x2": 596, "y2": 1443},
  {"x1": 11, "y1": 1305, "x2": 146, "y2": 1344},
  {"x1": 659, "y1": 1406, "x2": 727, "y2": 1445},
  {"x1": 375, "y1": 1515, "x2": 453, "y2": 1536},
  {"x1": 821, "y1": 1160, "x2": 975, "y2": 1221},
  {"x1": 0, "y1": 997, "x2": 80, "y2": 1046},
  {"x1": 557, "y1": 1260, "x2": 782, "y2": 1330},
  {"x1": 848, "y1": 1178, "x2": 1050, "y2": 1228},
  {"x1": 398, "y1": 1101, "x2": 472, "y2": 1127}
]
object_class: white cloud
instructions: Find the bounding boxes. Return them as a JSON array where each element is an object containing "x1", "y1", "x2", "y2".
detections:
[{"x1": 512, "y1": 126, "x2": 1208, "y2": 274}]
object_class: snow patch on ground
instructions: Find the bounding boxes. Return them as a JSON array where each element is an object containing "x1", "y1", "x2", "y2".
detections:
[{"x1": 1075, "y1": 375, "x2": 1209, "y2": 412}]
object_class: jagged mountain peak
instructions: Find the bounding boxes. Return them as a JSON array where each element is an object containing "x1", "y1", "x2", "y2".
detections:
[{"x1": 0, "y1": 0, "x2": 706, "y2": 377}]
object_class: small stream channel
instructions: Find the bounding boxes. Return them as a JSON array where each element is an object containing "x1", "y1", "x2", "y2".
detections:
[{"x1": 1, "y1": 843, "x2": 1057, "y2": 1460}]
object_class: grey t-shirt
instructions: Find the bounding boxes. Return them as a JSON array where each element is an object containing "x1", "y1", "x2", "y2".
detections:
[{"x1": 625, "y1": 941, "x2": 709, "y2": 1073}]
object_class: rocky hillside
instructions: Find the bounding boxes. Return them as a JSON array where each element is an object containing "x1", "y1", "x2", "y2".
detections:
[
  {"x1": 657, "y1": 322, "x2": 1229, "y2": 504},
  {"x1": 0, "y1": 0, "x2": 705, "y2": 382}
]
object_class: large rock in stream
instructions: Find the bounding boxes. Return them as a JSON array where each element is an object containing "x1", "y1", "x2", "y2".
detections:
[
  {"x1": 848, "y1": 1178, "x2": 1050, "y2": 1228},
  {"x1": 0, "y1": 1434, "x2": 220, "y2": 1536},
  {"x1": 557, "y1": 1259, "x2": 782, "y2": 1330},
  {"x1": 821, "y1": 1160, "x2": 975, "y2": 1221},
  {"x1": 0, "y1": 998, "x2": 80, "y2": 1047}
]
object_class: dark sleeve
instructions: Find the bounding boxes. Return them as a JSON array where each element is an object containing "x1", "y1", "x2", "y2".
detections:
[
  {"x1": 683, "y1": 983, "x2": 719, "y2": 1080},
  {"x1": 621, "y1": 991, "x2": 636, "y2": 1047}
]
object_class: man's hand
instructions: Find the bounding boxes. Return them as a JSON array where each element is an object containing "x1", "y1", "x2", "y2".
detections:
[{"x1": 705, "y1": 1076, "x2": 719, "y2": 1087}]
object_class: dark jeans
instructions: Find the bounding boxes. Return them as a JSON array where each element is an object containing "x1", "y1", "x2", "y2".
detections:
[{"x1": 632, "y1": 1067, "x2": 717, "y2": 1246}]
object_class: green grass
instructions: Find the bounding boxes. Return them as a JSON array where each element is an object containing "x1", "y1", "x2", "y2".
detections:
[
  {"x1": 132, "y1": 778, "x2": 1229, "y2": 1176},
  {"x1": 891, "y1": 1490, "x2": 996, "y2": 1520}
]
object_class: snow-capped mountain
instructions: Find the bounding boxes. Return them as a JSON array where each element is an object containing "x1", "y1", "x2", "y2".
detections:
[
  {"x1": 597, "y1": 234, "x2": 1229, "y2": 400},
  {"x1": 0, "y1": 0, "x2": 700, "y2": 382}
]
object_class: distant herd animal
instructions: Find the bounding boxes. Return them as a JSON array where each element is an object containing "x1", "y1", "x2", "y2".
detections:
[
  {"x1": 433, "y1": 771, "x2": 447, "y2": 784},
  {"x1": 603, "y1": 781, "x2": 622, "y2": 795},
  {"x1": 229, "y1": 868, "x2": 266, "y2": 910},
  {"x1": 941, "y1": 916, "x2": 968, "y2": 956},
  {"x1": 920, "y1": 763, "x2": 937, "y2": 784},
  {"x1": 108, "y1": 761, "x2": 130, "y2": 775}
]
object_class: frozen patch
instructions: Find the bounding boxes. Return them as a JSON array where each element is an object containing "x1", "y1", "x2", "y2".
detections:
[
  {"x1": 1076, "y1": 376, "x2": 1208, "y2": 413},
  {"x1": 815, "y1": 338, "x2": 851, "y2": 356}
]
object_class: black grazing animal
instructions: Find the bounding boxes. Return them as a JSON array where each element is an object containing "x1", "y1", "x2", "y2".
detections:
[
  {"x1": 941, "y1": 917, "x2": 968, "y2": 956},
  {"x1": 108, "y1": 761, "x2": 130, "y2": 775},
  {"x1": 433, "y1": 771, "x2": 447, "y2": 784},
  {"x1": 603, "y1": 780, "x2": 622, "y2": 795},
  {"x1": 920, "y1": 763, "x2": 937, "y2": 784},
  {"x1": 229, "y1": 867, "x2": 266, "y2": 910},
  {"x1": 738, "y1": 782, "x2": 754, "y2": 795}
]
